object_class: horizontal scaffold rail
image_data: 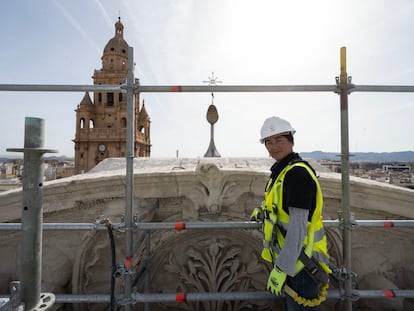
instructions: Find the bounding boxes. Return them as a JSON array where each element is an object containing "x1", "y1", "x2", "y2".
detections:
[
  {"x1": 136, "y1": 85, "x2": 339, "y2": 93},
  {"x1": 2, "y1": 289, "x2": 413, "y2": 304},
  {"x1": 1, "y1": 83, "x2": 414, "y2": 94},
  {"x1": 352, "y1": 85, "x2": 414, "y2": 92},
  {"x1": 0, "y1": 220, "x2": 413, "y2": 231},
  {"x1": 126, "y1": 289, "x2": 414, "y2": 303},
  {"x1": 0, "y1": 83, "x2": 338, "y2": 93},
  {"x1": 0, "y1": 84, "x2": 123, "y2": 93}
]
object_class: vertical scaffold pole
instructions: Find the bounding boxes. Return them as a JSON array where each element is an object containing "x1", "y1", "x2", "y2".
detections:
[
  {"x1": 7, "y1": 117, "x2": 57, "y2": 310},
  {"x1": 124, "y1": 46, "x2": 135, "y2": 311},
  {"x1": 339, "y1": 47, "x2": 353, "y2": 311}
]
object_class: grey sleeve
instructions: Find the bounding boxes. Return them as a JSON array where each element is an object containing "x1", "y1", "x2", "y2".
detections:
[{"x1": 275, "y1": 207, "x2": 309, "y2": 276}]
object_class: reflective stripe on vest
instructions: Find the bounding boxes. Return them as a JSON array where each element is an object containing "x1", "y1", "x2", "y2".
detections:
[{"x1": 261, "y1": 161, "x2": 331, "y2": 274}]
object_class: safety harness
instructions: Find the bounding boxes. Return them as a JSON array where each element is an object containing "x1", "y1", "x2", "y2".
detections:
[
  {"x1": 284, "y1": 282, "x2": 330, "y2": 307},
  {"x1": 261, "y1": 159, "x2": 331, "y2": 306}
]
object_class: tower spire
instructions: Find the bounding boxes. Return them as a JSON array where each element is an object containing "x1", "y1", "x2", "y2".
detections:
[{"x1": 115, "y1": 16, "x2": 124, "y2": 38}]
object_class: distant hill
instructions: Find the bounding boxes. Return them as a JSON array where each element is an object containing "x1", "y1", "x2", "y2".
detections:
[
  {"x1": 0, "y1": 155, "x2": 74, "y2": 162},
  {"x1": 1, "y1": 152, "x2": 413, "y2": 163},
  {"x1": 300, "y1": 151, "x2": 414, "y2": 163}
]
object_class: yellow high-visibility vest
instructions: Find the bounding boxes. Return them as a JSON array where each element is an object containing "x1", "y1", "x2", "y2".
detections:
[{"x1": 261, "y1": 161, "x2": 331, "y2": 275}]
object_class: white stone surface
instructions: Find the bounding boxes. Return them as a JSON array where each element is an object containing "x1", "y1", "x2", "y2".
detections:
[{"x1": 0, "y1": 157, "x2": 413, "y2": 311}]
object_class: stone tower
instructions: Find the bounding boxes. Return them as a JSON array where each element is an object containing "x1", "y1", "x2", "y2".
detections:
[{"x1": 73, "y1": 18, "x2": 151, "y2": 174}]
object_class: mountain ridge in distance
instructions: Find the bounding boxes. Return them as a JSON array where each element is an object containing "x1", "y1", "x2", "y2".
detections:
[
  {"x1": 300, "y1": 151, "x2": 414, "y2": 162},
  {"x1": 1, "y1": 151, "x2": 414, "y2": 163}
]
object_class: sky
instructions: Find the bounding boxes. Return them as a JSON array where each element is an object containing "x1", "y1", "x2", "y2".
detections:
[{"x1": 1, "y1": 0, "x2": 414, "y2": 158}]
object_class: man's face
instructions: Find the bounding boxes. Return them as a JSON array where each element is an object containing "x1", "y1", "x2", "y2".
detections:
[{"x1": 264, "y1": 134, "x2": 293, "y2": 161}]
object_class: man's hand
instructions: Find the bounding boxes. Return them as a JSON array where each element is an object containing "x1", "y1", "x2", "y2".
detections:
[
  {"x1": 267, "y1": 266, "x2": 287, "y2": 295},
  {"x1": 250, "y1": 207, "x2": 263, "y2": 221}
]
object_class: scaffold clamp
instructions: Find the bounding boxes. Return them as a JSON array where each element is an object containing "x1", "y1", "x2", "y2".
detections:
[
  {"x1": 116, "y1": 296, "x2": 135, "y2": 307},
  {"x1": 1, "y1": 282, "x2": 56, "y2": 311},
  {"x1": 346, "y1": 290, "x2": 360, "y2": 302},
  {"x1": 116, "y1": 215, "x2": 134, "y2": 232},
  {"x1": 336, "y1": 266, "x2": 357, "y2": 282},
  {"x1": 334, "y1": 75, "x2": 355, "y2": 94},
  {"x1": 0, "y1": 281, "x2": 24, "y2": 311},
  {"x1": 31, "y1": 293, "x2": 55, "y2": 311},
  {"x1": 337, "y1": 211, "x2": 358, "y2": 230}
]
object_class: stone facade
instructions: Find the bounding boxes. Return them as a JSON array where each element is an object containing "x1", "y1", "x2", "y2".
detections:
[
  {"x1": 0, "y1": 158, "x2": 413, "y2": 311},
  {"x1": 73, "y1": 19, "x2": 151, "y2": 174}
]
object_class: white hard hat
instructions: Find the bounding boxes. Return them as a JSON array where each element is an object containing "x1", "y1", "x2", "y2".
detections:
[{"x1": 260, "y1": 116, "x2": 296, "y2": 143}]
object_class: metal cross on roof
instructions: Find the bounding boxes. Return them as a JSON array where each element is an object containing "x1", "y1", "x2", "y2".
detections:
[{"x1": 202, "y1": 72, "x2": 222, "y2": 86}]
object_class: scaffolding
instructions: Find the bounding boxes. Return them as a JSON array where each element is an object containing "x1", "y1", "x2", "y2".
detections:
[{"x1": 0, "y1": 46, "x2": 414, "y2": 311}]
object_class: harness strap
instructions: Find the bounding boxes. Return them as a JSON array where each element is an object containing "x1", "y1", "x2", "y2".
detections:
[
  {"x1": 298, "y1": 249, "x2": 329, "y2": 284},
  {"x1": 273, "y1": 223, "x2": 329, "y2": 264},
  {"x1": 276, "y1": 221, "x2": 325, "y2": 243},
  {"x1": 263, "y1": 240, "x2": 272, "y2": 248}
]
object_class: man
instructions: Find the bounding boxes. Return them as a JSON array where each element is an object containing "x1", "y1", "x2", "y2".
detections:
[{"x1": 251, "y1": 116, "x2": 331, "y2": 310}]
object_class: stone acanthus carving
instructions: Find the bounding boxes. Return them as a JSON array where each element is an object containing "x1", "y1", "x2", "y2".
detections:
[
  {"x1": 187, "y1": 163, "x2": 241, "y2": 216},
  {"x1": 166, "y1": 238, "x2": 262, "y2": 310}
]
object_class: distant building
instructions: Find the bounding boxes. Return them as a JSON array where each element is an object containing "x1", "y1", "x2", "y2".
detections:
[
  {"x1": 73, "y1": 18, "x2": 151, "y2": 174},
  {"x1": 382, "y1": 164, "x2": 410, "y2": 172},
  {"x1": 4, "y1": 161, "x2": 22, "y2": 178},
  {"x1": 319, "y1": 159, "x2": 342, "y2": 173},
  {"x1": 44, "y1": 159, "x2": 76, "y2": 180}
]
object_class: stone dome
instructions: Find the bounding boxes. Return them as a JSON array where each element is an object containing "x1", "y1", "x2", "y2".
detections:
[{"x1": 103, "y1": 18, "x2": 129, "y2": 57}]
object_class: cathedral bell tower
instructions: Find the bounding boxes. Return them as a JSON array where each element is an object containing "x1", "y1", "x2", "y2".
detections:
[{"x1": 73, "y1": 18, "x2": 151, "y2": 174}]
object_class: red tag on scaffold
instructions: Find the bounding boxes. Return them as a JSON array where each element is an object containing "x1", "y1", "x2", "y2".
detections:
[
  {"x1": 174, "y1": 222, "x2": 186, "y2": 231},
  {"x1": 176, "y1": 292, "x2": 186, "y2": 302},
  {"x1": 383, "y1": 222, "x2": 394, "y2": 228},
  {"x1": 383, "y1": 289, "x2": 395, "y2": 298},
  {"x1": 171, "y1": 85, "x2": 181, "y2": 92},
  {"x1": 124, "y1": 256, "x2": 133, "y2": 268}
]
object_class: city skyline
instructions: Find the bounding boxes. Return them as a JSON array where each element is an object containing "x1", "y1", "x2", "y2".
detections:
[{"x1": 1, "y1": 1, "x2": 414, "y2": 158}]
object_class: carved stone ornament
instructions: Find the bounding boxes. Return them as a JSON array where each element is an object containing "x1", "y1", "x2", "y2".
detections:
[{"x1": 150, "y1": 230, "x2": 276, "y2": 311}]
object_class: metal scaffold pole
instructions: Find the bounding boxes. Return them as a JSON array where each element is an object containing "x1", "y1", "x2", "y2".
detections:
[
  {"x1": 6, "y1": 117, "x2": 57, "y2": 310},
  {"x1": 123, "y1": 46, "x2": 135, "y2": 311},
  {"x1": 338, "y1": 47, "x2": 354, "y2": 310}
]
